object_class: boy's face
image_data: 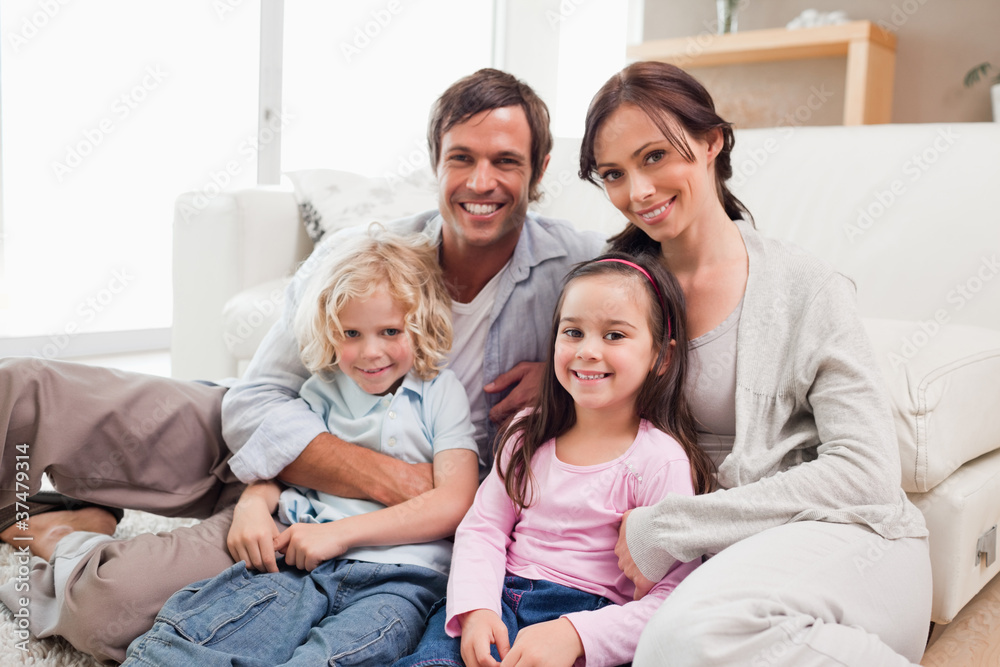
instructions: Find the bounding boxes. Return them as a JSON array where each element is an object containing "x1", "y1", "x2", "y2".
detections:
[{"x1": 336, "y1": 288, "x2": 414, "y2": 396}]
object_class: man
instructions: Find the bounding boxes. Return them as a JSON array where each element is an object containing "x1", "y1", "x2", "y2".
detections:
[{"x1": 0, "y1": 68, "x2": 603, "y2": 662}]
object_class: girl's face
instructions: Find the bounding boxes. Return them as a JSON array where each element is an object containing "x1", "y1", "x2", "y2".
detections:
[
  {"x1": 593, "y1": 103, "x2": 722, "y2": 248},
  {"x1": 554, "y1": 274, "x2": 659, "y2": 420},
  {"x1": 336, "y1": 287, "x2": 414, "y2": 396}
]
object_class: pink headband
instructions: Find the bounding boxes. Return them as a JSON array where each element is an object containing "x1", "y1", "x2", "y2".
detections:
[{"x1": 596, "y1": 258, "x2": 672, "y2": 340}]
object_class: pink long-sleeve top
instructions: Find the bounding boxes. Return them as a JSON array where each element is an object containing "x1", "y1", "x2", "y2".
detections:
[{"x1": 444, "y1": 418, "x2": 700, "y2": 667}]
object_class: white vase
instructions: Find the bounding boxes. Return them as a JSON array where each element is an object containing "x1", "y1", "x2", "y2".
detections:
[
  {"x1": 992, "y1": 83, "x2": 1000, "y2": 122},
  {"x1": 716, "y1": 0, "x2": 739, "y2": 33}
]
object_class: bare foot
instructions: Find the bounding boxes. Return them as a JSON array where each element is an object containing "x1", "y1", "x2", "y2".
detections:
[{"x1": 1, "y1": 507, "x2": 118, "y2": 561}]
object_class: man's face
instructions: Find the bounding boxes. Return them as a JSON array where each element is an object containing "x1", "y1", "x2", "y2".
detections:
[{"x1": 435, "y1": 105, "x2": 544, "y2": 253}]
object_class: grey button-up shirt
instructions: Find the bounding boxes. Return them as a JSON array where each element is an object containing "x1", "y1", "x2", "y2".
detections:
[{"x1": 222, "y1": 210, "x2": 603, "y2": 481}]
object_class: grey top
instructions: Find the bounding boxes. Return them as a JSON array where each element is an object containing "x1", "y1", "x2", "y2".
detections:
[
  {"x1": 686, "y1": 298, "x2": 742, "y2": 469},
  {"x1": 628, "y1": 220, "x2": 928, "y2": 580}
]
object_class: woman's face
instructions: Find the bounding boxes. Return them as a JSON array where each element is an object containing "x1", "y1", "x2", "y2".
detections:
[{"x1": 593, "y1": 104, "x2": 722, "y2": 247}]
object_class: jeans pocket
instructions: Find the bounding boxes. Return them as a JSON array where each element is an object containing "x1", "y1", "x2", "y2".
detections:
[
  {"x1": 156, "y1": 563, "x2": 282, "y2": 646},
  {"x1": 328, "y1": 604, "x2": 417, "y2": 667}
]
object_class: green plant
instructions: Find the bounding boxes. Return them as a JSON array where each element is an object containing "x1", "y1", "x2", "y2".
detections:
[{"x1": 964, "y1": 62, "x2": 1000, "y2": 88}]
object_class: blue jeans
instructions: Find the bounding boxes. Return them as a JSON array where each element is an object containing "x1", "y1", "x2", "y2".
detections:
[
  {"x1": 393, "y1": 575, "x2": 614, "y2": 667},
  {"x1": 123, "y1": 559, "x2": 446, "y2": 667}
]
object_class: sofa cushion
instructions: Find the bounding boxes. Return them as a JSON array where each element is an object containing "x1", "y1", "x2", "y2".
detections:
[
  {"x1": 907, "y1": 447, "x2": 1000, "y2": 624},
  {"x1": 222, "y1": 277, "x2": 289, "y2": 360},
  {"x1": 863, "y1": 318, "x2": 1000, "y2": 493},
  {"x1": 286, "y1": 168, "x2": 438, "y2": 244}
]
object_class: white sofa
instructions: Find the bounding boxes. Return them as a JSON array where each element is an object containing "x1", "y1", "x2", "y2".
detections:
[{"x1": 172, "y1": 123, "x2": 1000, "y2": 631}]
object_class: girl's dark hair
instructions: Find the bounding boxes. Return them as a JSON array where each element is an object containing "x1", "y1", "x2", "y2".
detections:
[
  {"x1": 496, "y1": 252, "x2": 715, "y2": 511},
  {"x1": 579, "y1": 61, "x2": 753, "y2": 256}
]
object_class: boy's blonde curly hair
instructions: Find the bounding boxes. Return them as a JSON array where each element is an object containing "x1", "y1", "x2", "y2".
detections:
[{"x1": 294, "y1": 224, "x2": 452, "y2": 380}]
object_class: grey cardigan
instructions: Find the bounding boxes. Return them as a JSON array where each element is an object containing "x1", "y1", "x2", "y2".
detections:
[{"x1": 627, "y1": 220, "x2": 928, "y2": 580}]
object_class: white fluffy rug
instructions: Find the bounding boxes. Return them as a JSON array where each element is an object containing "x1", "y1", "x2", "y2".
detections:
[{"x1": 0, "y1": 510, "x2": 197, "y2": 666}]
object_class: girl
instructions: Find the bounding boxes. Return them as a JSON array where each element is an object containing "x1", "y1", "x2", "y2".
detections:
[
  {"x1": 581, "y1": 61, "x2": 930, "y2": 666},
  {"x1": 123, "y1": 226, "x2": 481, "y2": 667},
  {"x1": 395, "y1": 253, "x2": 714, "y2": 667}
]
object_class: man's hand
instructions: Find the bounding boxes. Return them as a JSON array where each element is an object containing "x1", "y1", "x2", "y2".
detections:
[
  {"x1": 485, "y1": 361, "x2": 545, "y2": 424},
  {"x1": 500, "y1": 618, "x2": 583, "y2": 667},
  {"x1": 227, "y1": 483, "x2": 281, "y2": 572},
  {"x1": 616, "y1": 509, "x2": 656, "y2": 600},
  {"x1": 278, "y1": 433, "x2": 434, "y2": 507},
  {"x1": 273, "y1": 521, "x2": 353, "y2": 572},
  {"x1": 460, "y1": 609, "x2": 510, "y2": 667}
]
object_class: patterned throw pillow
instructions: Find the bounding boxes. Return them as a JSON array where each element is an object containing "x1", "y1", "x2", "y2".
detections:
[{"x1": 286, "y1": 168, "x2": 439, "y2": 244}]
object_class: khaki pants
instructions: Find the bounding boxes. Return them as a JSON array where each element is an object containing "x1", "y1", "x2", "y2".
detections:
[
  {"x1": 634, "y1": 521, "x2": 932, "y2": 667},
  {"x1": 0, "y1": 358, "x2": 243, "y2": 663}
]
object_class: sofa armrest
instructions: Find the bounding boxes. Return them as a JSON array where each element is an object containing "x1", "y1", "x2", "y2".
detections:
[{"x1": 171, "y1": 186, "x2": 310, "y2": 381}]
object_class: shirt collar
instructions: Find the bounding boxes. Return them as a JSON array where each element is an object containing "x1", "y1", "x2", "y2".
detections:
[
  {"x1": 335, "y1": 370, "x2": 425, "y2": 419},
  {"x1": 425, "y1": 211, "x2": 569, "y2": 282}
]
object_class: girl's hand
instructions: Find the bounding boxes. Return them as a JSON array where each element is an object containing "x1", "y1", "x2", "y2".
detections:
[
  {"x1": 459, "y1": 609, "x2": 510, "y2": 667},
  {"x1": 273, "y1": 521, "x2": 352, "y2": 571},
  {"x1": 227, "y1": 493, "x2": 280, "y2": 572},
  {"x1": 616, "y1": 509, "x2": 656, "y2": 600},
  {"x1": 500, "y1": 618, "x2": 582, "y2": 667}
]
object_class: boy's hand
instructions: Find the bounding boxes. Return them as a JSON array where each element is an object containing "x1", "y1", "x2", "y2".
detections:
[
  {"x1": 500, "y1": 618, "x2": 583, "y2": 667},
  {"x1": 273, "y1": 521, "x2": 352, "y2": 572},
  {"x1": 227, "y1": 494, "x2": 280, "y2": 572},
  {"x1": 459, "y1": 609, "x2": 510, "y2": 667},
  {"x1": 616, "y1": 509, "x2": 655, "y2": 600}
]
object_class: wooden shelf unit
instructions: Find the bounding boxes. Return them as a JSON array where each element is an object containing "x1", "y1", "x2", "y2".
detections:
[{"x1": 627, "y1": 20, "x2": 898, "y2": 125}]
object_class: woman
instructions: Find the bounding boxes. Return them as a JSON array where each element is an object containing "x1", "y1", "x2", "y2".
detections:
[{"x1": 579, "y1": 61, "x2": 931, "y2": 666}]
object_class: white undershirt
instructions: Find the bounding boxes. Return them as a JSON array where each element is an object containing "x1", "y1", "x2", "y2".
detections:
[{"x1": 447, "y1": 260, "x2": 511, "y2": 456}]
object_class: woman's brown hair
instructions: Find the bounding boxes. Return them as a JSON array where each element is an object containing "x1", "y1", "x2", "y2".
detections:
[
  {"x1": 579, "y1": 61, "x2": 753, "y2": 255},
  {"x1": 496, "y1": 252, "x2": 715, "y2": 511}
]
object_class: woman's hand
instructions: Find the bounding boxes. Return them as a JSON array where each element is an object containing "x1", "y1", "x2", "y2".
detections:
[
  {"x1": 273, "y1": 521, "x2": 352, "y2": 571},
  {"x1": 460, "y1": 609, "x2": 510, "y2": 667},
  {"x1": 227, "y1": 486, "x2": 280, "y2": 572},
  {"x1": 500, "y1": 618, "x2": 583, "y2": 667},
  {"x1": 616, "y1": 509, "x2": 656, "y2": 600}
]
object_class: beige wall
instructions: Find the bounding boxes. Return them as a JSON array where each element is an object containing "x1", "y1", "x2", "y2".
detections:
[{"x1": 642, "y1": 0, "x2": 1000, "y2": 127}]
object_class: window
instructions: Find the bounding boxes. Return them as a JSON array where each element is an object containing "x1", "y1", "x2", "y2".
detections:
[
  {"x1": 0, "y1": 1, "x2": 260, "y2": 352},
  {"x1": 279, "y1": 1, "x2": 495, "y2": 177}
]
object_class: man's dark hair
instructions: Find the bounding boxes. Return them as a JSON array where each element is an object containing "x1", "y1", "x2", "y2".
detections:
[{"x1": 427, "y1": 68, "x2": 552, "y2": 202}]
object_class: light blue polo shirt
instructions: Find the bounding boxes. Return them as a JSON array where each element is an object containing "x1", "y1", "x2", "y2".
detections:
[{"x1": 277, "y1": 368, "x2": 479, "y2": 576}]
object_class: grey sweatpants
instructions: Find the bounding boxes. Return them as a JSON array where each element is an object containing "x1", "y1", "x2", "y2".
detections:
[
  {"x1": 0, "y1": 358, "x2": 243, "y2": 663},
  {"x1": 634, "y1": 521, "x2": 932, "y2": 667}
]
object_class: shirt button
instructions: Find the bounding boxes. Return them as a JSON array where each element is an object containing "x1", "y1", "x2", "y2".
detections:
[
  {"x1": 388, "y1": 411, "x2": 396, "y2": 419},
  {"x1": 388, "y1": 437, "x2": 397, "y2": 447}
]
